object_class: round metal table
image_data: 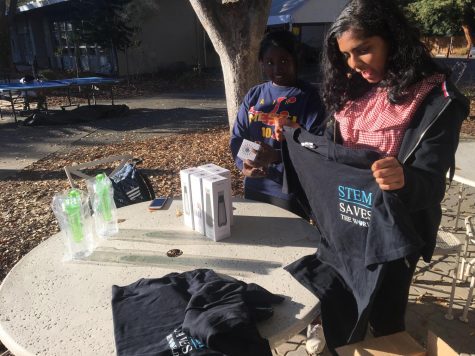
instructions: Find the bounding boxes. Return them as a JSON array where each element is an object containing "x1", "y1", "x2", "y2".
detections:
[{"x1": 0, "y1": 198, "x2": 320, "y2": 355}]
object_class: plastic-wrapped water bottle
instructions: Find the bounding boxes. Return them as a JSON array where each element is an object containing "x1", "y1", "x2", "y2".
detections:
[
  {"x1": 52, "y1": 188, "x2": 94, "y2": 260},
  {"x1": 64, "y1": 189, "x2": 84, "y2": 242},
  {"x1": 90, "y1": 173, "x2": 118, "y2": 238},
  {"x1": 96, "y1": 173, "x2": 113, "y2": 222}
]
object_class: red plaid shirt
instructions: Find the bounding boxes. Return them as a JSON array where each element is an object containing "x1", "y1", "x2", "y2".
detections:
[{"x1": 334, "y1": 74, "x2": 445, "y2": 156}]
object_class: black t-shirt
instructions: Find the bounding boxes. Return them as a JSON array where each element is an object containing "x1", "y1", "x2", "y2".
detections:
[
  {"x1": 112, "y1": 269, "x2": 284, "y2": 356},
  {"x1": 282, "y1": 128, "x2": 423, "y2": 344}
]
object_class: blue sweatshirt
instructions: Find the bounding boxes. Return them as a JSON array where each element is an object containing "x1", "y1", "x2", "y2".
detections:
[{"x1": 230, "y1": 80, "x2": 324, "y2": 200}]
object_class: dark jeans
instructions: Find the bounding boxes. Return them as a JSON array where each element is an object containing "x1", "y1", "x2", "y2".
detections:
[{"x1": 244, "y1": 188, "x2": 310, "y2": 221}]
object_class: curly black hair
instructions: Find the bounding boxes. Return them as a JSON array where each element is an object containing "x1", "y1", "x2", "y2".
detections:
[
  {"x1": 322, "y1": 0, "x2": 447, "y2": 113},
  {"x1": 259, "y1": 30, "x2": 299, "y2": 65}
]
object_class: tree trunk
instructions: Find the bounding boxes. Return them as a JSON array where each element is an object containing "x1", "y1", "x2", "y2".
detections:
[
  {"x1": 462, "y1": 24, "x2": 474, "y2": 54},
  {"x1": 446, "y1": 36, "x2": 453, "y2": 58},
  {"x1": 125, "y1": 47, "x2": 130, "y2": 85},
  {"x1": 189, "y1": 0, "x2": 272, "y2": 130},
  {"x1": 110, "y1": 41, "x2": 119, "y2": 76},
  {"x1": 72, "y1": 24, "x2": 81, "y2": 77}
]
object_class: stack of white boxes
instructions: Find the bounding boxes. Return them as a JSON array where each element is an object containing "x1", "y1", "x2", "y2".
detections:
[{"x1": 179, "y1": 164, "x2": 232, "y2": 241}]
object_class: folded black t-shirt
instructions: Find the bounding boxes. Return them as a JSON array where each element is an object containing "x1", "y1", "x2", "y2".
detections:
[{"x1": 112, "y1": 269, "x2": 284, "y2": 356}]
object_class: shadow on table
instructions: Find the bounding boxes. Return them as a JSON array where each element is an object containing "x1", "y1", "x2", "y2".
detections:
[
  {"x1": 226, "y1": 215, "x2": 319, "y2": 247},
  {"x1": 111, "y1": 215, "x2": 319, "y2": 249},
  {"x1": 86, "y1": 244, "x2": 282, "y2": 275},
  {"x1": 82, "y1": 219, "x2": 318, "y2": 274}
]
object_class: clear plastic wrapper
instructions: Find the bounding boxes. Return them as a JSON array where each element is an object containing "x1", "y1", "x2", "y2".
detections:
[
  {"x1": 87, "y1": 173, "x2": 119, "y2": 238},
  {"x1": 51, "y1": 188, "x2": 95, "y2": 260}
]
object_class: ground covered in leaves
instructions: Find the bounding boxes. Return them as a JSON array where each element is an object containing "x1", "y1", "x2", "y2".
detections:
[{"x1": 0, "y1": 126, "x2": 244, "y2": 283}]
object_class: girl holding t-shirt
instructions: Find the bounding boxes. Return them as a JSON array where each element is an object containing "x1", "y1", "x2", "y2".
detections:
[{"x1": 288, "y1": 0, "x2": 469, "y2": 353}]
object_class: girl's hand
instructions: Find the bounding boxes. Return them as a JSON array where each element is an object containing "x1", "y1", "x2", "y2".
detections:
[
  {"x1": 275, "y1": 118, "x2": 301, "y2": 142},
  {"x1": 242, "y1": 159, "x2": 267, "y2": 178},
  {"x1": 371, "y1": 157, "x2": 405, "y2": 190},
  {"x1": 254, "y1": 142, "x2": 280, "y2": 167}
]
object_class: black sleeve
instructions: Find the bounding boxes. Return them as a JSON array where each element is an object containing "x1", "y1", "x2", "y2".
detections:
[
  {"x1": 281, "y1": 130, "x2": 314, "y2": 219},
  {"x1": 397, "y1": 99, "x2": 467, "y2": 211}
]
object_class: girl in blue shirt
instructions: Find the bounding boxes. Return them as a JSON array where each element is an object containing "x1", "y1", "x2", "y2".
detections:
[{"x1": 230, "y1": 30, "x2": 325, "y2": 219}]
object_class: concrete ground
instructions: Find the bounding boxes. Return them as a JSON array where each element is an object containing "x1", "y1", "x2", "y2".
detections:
[
  {"x1": 0, "y1": 89, "x2": 227, "y2": 179},
  {"x1": 1, "y1": 92, "x2": 475, "y2": 355}
]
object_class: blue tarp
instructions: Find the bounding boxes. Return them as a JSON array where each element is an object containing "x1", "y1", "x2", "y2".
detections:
[
  {"x1": 267, "y1": 0, "x2": 347, "y2": 25},
  {"x1": 268, "y1": 0, "x2": 307, "y2": 25}
]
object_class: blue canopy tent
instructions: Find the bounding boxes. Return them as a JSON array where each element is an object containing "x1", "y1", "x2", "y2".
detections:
[
  {"x1": 267, "y1": 0, "x2": 347, "y2": 63},
  {"x1": 268, "y1": 0, "x2": 347, "y2": 26}
]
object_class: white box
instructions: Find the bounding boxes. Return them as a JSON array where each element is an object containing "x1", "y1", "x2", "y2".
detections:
[
  {"x1": 198, "y1": 163, "x2": 230, "y2": 178},
  {"x1": 198, "y1": 163, "x2": 234, "y2": 225},
  {"x1": 202, "y1": 175, "x2": 231, "y2": 241},
  {"x1": 237, "y1": 139, "x2": 260, "y2": 161},
  {"x1": 179, "y1": 167, "x2": 202, "y2": 229},
  {"x1": 190, "y1": 171, "x2": 214, "y2": 234}
]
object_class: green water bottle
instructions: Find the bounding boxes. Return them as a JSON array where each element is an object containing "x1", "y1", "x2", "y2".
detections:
[
  {"x1": 95, "y1": 173, "x2": 112, "y2": 222},
  {"x1": 64, "y1": 189, "x2": 83, "y2": 243}
]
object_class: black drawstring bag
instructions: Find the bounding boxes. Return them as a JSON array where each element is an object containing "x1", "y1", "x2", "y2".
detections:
[{"x1": 110, "y1": 158, "x2": 155, "y2": 208}]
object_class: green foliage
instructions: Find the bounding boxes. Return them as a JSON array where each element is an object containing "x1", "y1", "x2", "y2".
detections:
[
  {"x1": 405, "y1": 0, "x2": 475, "y2": 36},
  {"x1": 71, "y1": 0, "x2": 137, "y2": 51},
  {"x1": 124, "y1": 0, "x2": 160, "y2": 24}
]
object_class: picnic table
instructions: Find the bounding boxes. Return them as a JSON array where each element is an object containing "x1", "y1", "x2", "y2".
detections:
[
  {"x1": 0, "y1": 198, "x2": 320, "y2": 355},
  {"x1": 57, "y1": 76, "x2": 122, "y2": 107},
  {"x1": 0, "y1": 76, "x2": 121, "y2": 122}
]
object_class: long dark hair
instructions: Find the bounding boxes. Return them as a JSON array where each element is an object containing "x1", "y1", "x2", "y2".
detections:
[{"x1": 322, "y1": 0, "x2": 446, "y2": 113}]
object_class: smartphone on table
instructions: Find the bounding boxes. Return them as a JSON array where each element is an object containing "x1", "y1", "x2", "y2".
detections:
[{"x1": 148, "y1": 197, "x2": 168, "y2": 210}]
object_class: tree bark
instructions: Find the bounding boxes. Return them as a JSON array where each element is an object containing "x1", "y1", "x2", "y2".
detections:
[
  {"x1": 462, "y1": 3, "x2": 475, "y2": 57},
  {"x1": 446, "y1": 36, "x2": 453, "y2": 58},
  {"x1": 462, "y1": 24, "x2": 474, "y2": 54},
  {"x1": 189, "y1": 0, "x2": 272, "y2": 130},
  {"x1": 110, "y1": 40, "x2": 119, "y2": 76}
]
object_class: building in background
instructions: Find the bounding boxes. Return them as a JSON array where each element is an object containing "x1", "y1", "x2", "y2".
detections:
[
  {"x1": 10, "y1": 0, "x2": 219, "y2": 76},
  {"x1": 10, "y1": 0, "x2": 343, "y2": 76}
]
